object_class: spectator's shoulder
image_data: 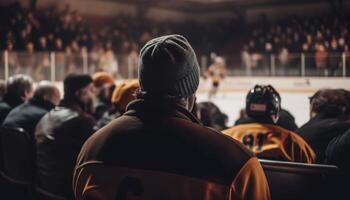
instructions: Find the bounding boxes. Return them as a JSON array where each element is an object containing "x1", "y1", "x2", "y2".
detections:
[
  {"x1": 0, "y1": 101, "x2": 11, "y2": 111},
  {"x1": 190, "y1": 121, "x2": 255, "y2": 171}
]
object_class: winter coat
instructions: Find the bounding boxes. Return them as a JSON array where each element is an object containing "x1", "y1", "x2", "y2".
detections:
[
  {"x1": 73, "y1": 99, "x2": 270, "y2": 200},
  {"x1": 35, "y1": 99, "x2": 96, "y2": 199}
]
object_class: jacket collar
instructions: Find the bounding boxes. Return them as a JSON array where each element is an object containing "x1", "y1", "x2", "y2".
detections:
[
  {"x1": 29, "y1": 96, "x2": 55, "y2": 110},
  {"x1": 125, "y1": 99, "x2": 201, "y2": 124},
  {"x1": 3, "y1": 95, "x2": 23, "y2": 108},
  {"x1": 59, "y1": 98, "x2": 84, "y2": 113},
  {"x1": 236, "y1": 116, "x2": 275, "y2": 125}
]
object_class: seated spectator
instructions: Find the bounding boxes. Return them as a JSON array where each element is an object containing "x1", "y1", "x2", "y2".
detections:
[
  {"x1": 296, "y1": 89, "x2": 350, "y2": 163},
  {"x1": 35, "y1": 74, "x2": 96, "y2": 199},
  {"x1": 92, "y1": 72, "x2": 116, "y2": 120},
  {"x1": 325, "y1": 128, "x2": 350, "y2": 171},
  {"x1": 235, "y1": 108, "x2": 298, "y2": 131},
  {"x1": 196, "y1": 101, "x2": 228, "y2": 131},
  {"x1": 0, "y1": 80, "x2": 6, "y2": 100},
  {"x1": 224, "y1": 85, "x2": 315, "y2": 163},
  {"x1": 96, "y1": 79, "x2": 139, "y2": 128},
  {"x1": 2, "y1": 81, "x2": 60, "y2": 137},
  {"x1": 73, "y1": 35, "x2": 270, "y2": 200},
  {"x1": 0, "y1": 74, "x2": 34, "y2": 124}
]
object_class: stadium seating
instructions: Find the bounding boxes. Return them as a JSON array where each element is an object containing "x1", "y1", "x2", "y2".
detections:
[
  {"x1": 260, "y1": 159, "x2": 346, "y2": 200},
  {"x1": 0, "y1": 126, "x2": 36, "y2": 199},
  {"x1": 35, "y1": 186, "x2": 68, "y2": 200}
]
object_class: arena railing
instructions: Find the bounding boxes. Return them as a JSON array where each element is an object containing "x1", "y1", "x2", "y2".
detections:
[
  {"x1": 223, "y1": 52, "x2": 349, "y2": 77},
  {"x1": 0, "y1": 50, "x2": 349, "y2": 81}
]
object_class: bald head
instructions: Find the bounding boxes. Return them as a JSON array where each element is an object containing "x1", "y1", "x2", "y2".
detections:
[{"x1": 34, "y1": 81, "x2": 61, "y2": 106}]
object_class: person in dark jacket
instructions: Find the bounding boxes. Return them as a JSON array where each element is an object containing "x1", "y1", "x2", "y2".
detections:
[
  {"x1": 0, "y1": 74, "x2": 34, "y2": 124},
  {"x1": 325, "y1": 90, "x2": 350, "y2": 174},
  {"x1": 35, "y1": 74, "x2": 96, "y2": 199},
  {"x1": 2, "y1": 81, "x2": 60, "y2": 137},
  {"x1": 73, "y1": 35, "x2": 270, "y2": 200},
  {"x1": 196, "y1": 101, "x2": 228, "y2": 131},
  {"x1": 0, "y1": 80, "x2": 6, "y2": 101},
  {"x1": 325, "y1": 128, "x2": 350, "y2": 171},
  {"x1": 296, "y1": 89, "x2": 350, "y2": 163}
]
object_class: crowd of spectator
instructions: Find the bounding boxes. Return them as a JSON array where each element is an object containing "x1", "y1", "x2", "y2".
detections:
[
  {"x1": 0, "y1": 2, "x2": 235, "y2": 55},
  {"x1": 0, "y1": 3, "x2": 238, "y2": 79},
  {"x1": 0, "y1": 34, "x2": 349, "y2": 199},
  {"x1": 245, "y1": 15, "x2": 349, "y2": 54},
  {"x1": 242, "y1": 14, "x2": 350, "y2": 74},
  {"x1": 1, "y1": 3, "x2": 350, "y2": 78},
  {"x1": 0, "y1": 3, "x2": 90, "y2": 53}
]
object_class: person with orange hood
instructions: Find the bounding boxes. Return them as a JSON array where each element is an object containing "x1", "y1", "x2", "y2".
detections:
[
  {"x1": 92, "y1": 72, "x2": 116, "y2": 120},
  {"x1": 96, "y1": 79, "x2": 139, "y2": 128}
]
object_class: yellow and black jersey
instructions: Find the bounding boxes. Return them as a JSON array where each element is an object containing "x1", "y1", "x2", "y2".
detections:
[{"x1": 223, "y1": 123, "x2": 316, "y2": 163}]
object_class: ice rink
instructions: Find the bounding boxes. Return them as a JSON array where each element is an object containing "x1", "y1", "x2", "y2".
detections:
[
  {"x1": 195, "y1": 76, "x2": 350, "y2": 128},
  {"x1": 52, "y1": 76, "x2": 349, "y2": 128}
]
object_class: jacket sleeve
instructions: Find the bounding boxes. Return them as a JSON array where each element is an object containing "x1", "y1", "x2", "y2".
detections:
[{"x1": 229, "y1": 157, "x2": 271, "y2": 200}]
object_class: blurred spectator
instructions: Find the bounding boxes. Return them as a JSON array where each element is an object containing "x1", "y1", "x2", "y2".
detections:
[
  {"x1": 328, "y1": 38, "x2": 341, "y2": 76},
  {"x1": 196, "y1": 101, "x2": 228, "y2": 131},
  {"x1": 97, "y1": 79, "x2": 139, "y2": 128},
  {"x1": 35, "y1": 74, "x2": 96, "y2": 198},
  {"x1": 296, "y1": 89, "x2": 350, "y2": 163},
  {"x1": 326, "y1": 128, "x2": 350, "y2": 171},
  {"x1": 224, "y1": 85, "x2": 315, "y2": 163},
  {"x1": 2, "y1": 81, "x2": 60, "y2": 137},
  {"x1": 315, "y1": 44, "x2": 328, "y2": 75},
  {"x1": 0, "y1": 74, "x2": 34, "y2": 124},
  {"x1": 110, "y1": 79, "x2": 139, "y2": 114},
  {"x1": 0, "y1": 80, "x2": 6, "y2": 100},
  {"x1": 278, "y1": 47, "x2": 289, "y2": 70},
  {"x1": 92, "y1": 72, "x2": 116, "y2": 120},
  {"x1": 98, "y1": 43, "x2": 118, "y2": 76}
]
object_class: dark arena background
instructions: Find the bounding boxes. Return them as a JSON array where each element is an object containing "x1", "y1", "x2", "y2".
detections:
[{"x1": 0, "y1": 0, "x2": 349, "y2": 199}]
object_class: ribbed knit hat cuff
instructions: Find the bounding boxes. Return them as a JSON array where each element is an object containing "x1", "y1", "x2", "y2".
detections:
[{"x1": 173, "y1": 63, "x2": 200, "y2": 97}]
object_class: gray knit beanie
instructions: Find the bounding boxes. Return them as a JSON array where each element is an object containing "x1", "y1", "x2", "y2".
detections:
[{"x1": 138, "y1": 34, "x2": 200, "y2": 98}]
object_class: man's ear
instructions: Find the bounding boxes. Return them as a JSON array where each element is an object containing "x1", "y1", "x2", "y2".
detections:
[
  {"x1": 187, "y1": 95, "x2": 196, "y2": 111},
  {"x1": 21, "y1": 89, "x2": 33, "y2": 101}
]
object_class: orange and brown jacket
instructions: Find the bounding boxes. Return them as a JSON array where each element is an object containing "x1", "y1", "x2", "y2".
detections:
[
  {"x1": 223, "y1": 123, "x2": 316, "y2": 163},
  {"x1": 73, "y1": 99, "x2": 270, "y2": 200}
]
